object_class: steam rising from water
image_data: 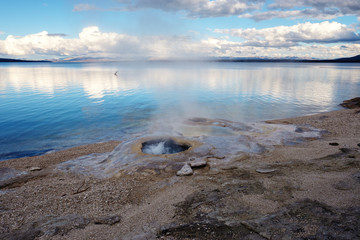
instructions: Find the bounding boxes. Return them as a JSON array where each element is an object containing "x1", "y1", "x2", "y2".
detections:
[
  {"x1": 141, "y1": 139, "x2": 190, "y2": 155},
  {"x1": 142, "y1": 141, "x2": 166, "y2": 155}
]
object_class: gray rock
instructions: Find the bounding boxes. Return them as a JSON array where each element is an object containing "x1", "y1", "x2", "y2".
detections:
[
  {"x1": 353, "y1": 171, "x2": 360, "y2": 183},
  {"x1": 29, "y1": 167, "x2": 42, "y2": 171},
  {"x1": 295, "y1": 127, "x2": 304, "y2": 133},
  {"x1": 256, "y1": 168, "x2": 277, "y2": 174},
  {"x1": 94, "y1": 215, "x2": 121, "y2": 225},
  {"x1": 0, "y1": 214, "x2": 90, "y2": 240},
  {"x1": 189, "y1": 158, "x2": 207, "y2": 168},
  {"x1": 41, "y1": 214, "x2": 90, "y2": 236},
  {"x1": 176, "y1": 164, "x2": 193, "y2": 176},
  {"x1": 333, "y1": 180, "x2": 354, "y2": 190},
  {"x1": 340, "y1": 97, "x2": 360, "y2": 109},
  {"x1": 243, "y1": 199, "x2": 360, "y2": 240}
]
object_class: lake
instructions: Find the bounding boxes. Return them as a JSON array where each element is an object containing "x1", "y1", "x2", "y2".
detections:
[{"x1": 0, "y1": 61, "x2": 359, "y2": 160}]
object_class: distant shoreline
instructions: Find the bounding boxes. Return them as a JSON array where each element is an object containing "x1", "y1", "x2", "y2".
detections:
[
  {"x1": 1, "y1": 54, "x2": 359, "y2": 63},
  {"x1": 0, "y1": 58, "x2": 51, "y2": 63}
]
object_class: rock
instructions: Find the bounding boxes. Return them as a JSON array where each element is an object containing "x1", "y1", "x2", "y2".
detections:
[
  {"x1": 256, "y1": 168, "x2": 277, "y2": 174},
  {"x1": 189, "y1": 158, "x2": 207, "y2": 168},
  {"x1": 353, "y1": 172, "x2": 360, "y2": 183},
  {"x1": 294, "y1": 127, "x2": 304, "y2": 133},
  {"x1": 333, "y1": 180, "x2": 353, "y2": 190},
  {"x1": 319, "y1": 115, "x2": 329, "y2": 120},
  {"x1": 29, "y1": 167, "x2": 41, "y2": 171},
  {"x1": 176, "y1": 164, "x2": 193, "y2": 176},
  {"x1": 94, "y1": 215, "x2": 121, "y2": 225},
  {"x1": 340, "y1": 148, "x2": 351, "y2": 153},
  {"x1": 0, "y1": 214, "x2": 90, "y2": 240},
  {"x1": 41, "y1": 214, "x2": 90, "y2": 236},
  {"x1": 158, "y1": 221, "x2": 264, "y2": 240},
  {"x1": 340, "y1": 97, "x2": 360, "y2": 109},
  {"x1": 329, "y1": 142, "x2": 339, "y2": 146},
  {"x1": 243, "y1": 199, "x2": 360, "y2": 240}
]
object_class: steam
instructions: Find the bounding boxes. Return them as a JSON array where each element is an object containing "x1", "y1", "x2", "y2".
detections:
[{"x1": 141, "y1": 139, "x2": 190, "y2": 155}]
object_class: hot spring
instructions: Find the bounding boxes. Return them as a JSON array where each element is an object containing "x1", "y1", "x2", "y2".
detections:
[{"x1": 141, "y1": 138, "x2": 191, "y2": 155}]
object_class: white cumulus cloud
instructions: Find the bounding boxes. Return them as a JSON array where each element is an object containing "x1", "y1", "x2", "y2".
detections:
[
  {"x1": 202, "y1": 37, "x2": 360, "y2": 59},
  {"x1": 0, "y1": 26, "x2": 210, "y2": 60},
  {"x1": 0, "y1": 25, "x2": 359, "y2": 60},
  {"x1": 215, "y1": 21, "x2": 360, "y2": 47}
]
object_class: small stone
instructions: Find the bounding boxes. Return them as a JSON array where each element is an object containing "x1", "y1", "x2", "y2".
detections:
[
  {"x1": 94, "y1": 215, "x2": 121, "y2": 225},
  {"x1": 352, "y1": 172, "x2": 360, "y2": 183},
  {"x1": 295, "y1": 127, "x2": 304, "y2": 133},
  {"x1": 29, "y1": 167, "x2": 42, "y2": 171},
  {"x1": 256, "y1": 168, "x2": 277, "y2": 174},
  {"x1": 333, "y1": 180, "x2": 353, "y2": 190},
  {"x1": 340, "y1": 148, "x2": 351, "y2": 153},
  {"x1": 176, "y1": 164, "x2": 193, "y2": 176},
  {"x1": 329, "y1": 142, "x2": 339, "y2": 146},
  {"x1": 189, "y1": 158, "x2": 207, "y2": 168}
]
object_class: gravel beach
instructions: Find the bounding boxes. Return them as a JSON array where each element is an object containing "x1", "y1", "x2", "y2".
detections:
[{"x1": 1, "y1": 106, "x2": 359, "y2": 240}]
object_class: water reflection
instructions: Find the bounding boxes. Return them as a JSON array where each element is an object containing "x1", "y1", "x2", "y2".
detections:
[
  {"x1": 1, "y1": 63, "x2": 359, "y2": 111},
  {"x1": 0, "y1": 62, "x2": 359, "y2": 160}
]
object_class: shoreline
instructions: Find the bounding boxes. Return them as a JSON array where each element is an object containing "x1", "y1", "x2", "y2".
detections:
[
  {"x1": 1, "y1": 107, "x2": 359, "y2": 239},
  {"x1": 0, "y1": 107, "x2": 345, "y2": 165}
]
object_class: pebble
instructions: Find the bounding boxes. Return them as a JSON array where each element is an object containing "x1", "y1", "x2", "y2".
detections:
[
  {"x1": 329, "y1": 142, "x2": 339, "y2": 146},
  {"x1": 29, "y1": 167, "x2": 42, "y2": 171},
  {"x1": 333, "y1": 180, "x2": 353, "y2": 190},
  {"x1": 189, "y1": 158, "x2": 207, "y2": 168},
  {"x1": 176, "y1": 164, "x2": 193, "y2": 176},
  {"x1": 94, "y1": 215, "x2": 121, "y2": 225},
  {"x1": 256, "y1": 168, "x2": 277, "y2": 174},
  {"x1": 353, "y1": 172, "x2": 360, "y2": 183}
]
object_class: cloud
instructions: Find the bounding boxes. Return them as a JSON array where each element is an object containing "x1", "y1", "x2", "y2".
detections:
[
  {"x1": 242, "y1": 0, "x2": 360, "y2": 20},
  {"x1": 0, "y1": 26, "x2": 209, "y2": 60},
  {"x1": 269, "y1": 0, "x2": 360, "y2": 13},
  {"x1": 0, "y1": 25, "x2": 359, "y2": 60},
  {"x1": 202, "y1": 37, "x2": 360, "y2": 59},
  {"x1": 215, "y1": 21, "x2": 360, "y2": 47},
  {"x1": 73, "y1": 4, "x2": 100, "y2": 12},
  {"x1": 239, "y1": 8, "x2": 343, "y2": 21},
  {"x1": 114, "y1": 0, "x2": 264, "y2": 17},
  {"x1": 47, "y1": 33, "x2": 67, "y2": 37}
]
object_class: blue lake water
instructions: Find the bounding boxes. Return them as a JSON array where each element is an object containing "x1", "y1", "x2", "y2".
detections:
[{"x1": 0, "y1": 61, "x2": 359, "y2": 160}]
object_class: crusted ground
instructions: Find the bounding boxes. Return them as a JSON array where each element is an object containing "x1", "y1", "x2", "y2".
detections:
[{"x1": 0, "y1": 108, "x2": 359, "y2": 240}]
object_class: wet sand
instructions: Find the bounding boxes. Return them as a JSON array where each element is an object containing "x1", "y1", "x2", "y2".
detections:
[{"x1": 0, "y1": 108, "x2": 359, "y2": 239}]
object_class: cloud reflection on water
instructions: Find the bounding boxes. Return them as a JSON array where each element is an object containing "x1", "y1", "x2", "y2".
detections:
[{"x1": 1, "y1": 62, "x2": 359, "y2": 122}]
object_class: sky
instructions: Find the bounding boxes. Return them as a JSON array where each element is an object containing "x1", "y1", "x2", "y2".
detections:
[{"x1": 0, "y1": 0, "x2": 359, "y2": 60}]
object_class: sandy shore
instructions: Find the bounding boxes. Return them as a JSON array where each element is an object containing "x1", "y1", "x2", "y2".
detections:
[{"x1": 0, "y1": 107, "x2": 359, "y2": 239}]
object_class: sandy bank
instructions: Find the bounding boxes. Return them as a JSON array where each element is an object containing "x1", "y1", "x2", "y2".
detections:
[{"x1": 0, "y1": 107, "x2": 359, "y2": 239}]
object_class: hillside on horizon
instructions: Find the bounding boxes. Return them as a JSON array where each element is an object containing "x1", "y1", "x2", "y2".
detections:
[{"x1": 1, "y1": 55, "x2": 360, "y2": 63}]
